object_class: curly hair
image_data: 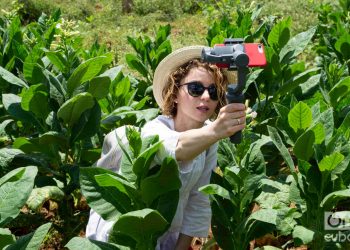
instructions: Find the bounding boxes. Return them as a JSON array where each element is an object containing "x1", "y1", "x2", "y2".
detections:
[{"x1": 161, "y1": 59, "x2": 228, "y2": 119}]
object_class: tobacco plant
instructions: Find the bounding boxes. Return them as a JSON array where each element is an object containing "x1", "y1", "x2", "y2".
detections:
[
  {"x1": 0, "y1": 9, "x2": 157, "y2": 245},
  {"x1": 269, "y1": 100, "x2": 350, "y2": 249},
  {"x1": 0, "y1": 166, "x2": 52, "y2": 249},
  {"x1": 125, "y1": 24, "x2": 172, "y2": 107},
  {"x1": 200, "y1": 137, "x2": 278, "y2": 250},
  {"x1": 68, "y1": 127, "x2": 181, "y2": 249}
]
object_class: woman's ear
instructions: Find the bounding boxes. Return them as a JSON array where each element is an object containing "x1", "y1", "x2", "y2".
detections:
[{"x1": 174, "y1": 94, "x2": 178, "y2": 103}]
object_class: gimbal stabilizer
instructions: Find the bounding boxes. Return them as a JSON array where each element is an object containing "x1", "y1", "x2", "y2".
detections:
[{"x1": 201, "y1": 38, "x2": 249, "y2": 144}]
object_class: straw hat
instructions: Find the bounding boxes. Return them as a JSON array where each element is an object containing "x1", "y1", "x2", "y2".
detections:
[{"x1": 153, "y1": 45, "x2": 236, "y2": 108}]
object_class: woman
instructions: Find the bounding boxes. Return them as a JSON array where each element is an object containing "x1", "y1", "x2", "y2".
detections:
[{"x1": 86, "y1": 46, "x2": 246, "y2": 249}]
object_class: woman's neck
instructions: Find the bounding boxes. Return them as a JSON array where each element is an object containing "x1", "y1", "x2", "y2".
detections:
[{"x1": 173, "y1": 115, "x2": 204, "y2": 132}]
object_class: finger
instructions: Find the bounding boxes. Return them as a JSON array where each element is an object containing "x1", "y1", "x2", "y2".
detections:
[
  {"x1": 226, "y1": 122, "x2": 246, "y2": 137},
  {"x1": 229, "y1": 110, "x2": 246, "y2": 119},
  {"x1": 232, "y1": 117, "x2": 246, "y2": 126},
  {"x1": 233, "y1": 118, "x2": 240, "y2": 126},
  {"x1": 221, "y1": 103, "x2": 246, "y2": 112}
]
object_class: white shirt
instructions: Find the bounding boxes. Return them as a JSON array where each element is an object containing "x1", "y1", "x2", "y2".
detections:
[{"x1": 86, "y1": 115, "x2": 218, "y2": 249}]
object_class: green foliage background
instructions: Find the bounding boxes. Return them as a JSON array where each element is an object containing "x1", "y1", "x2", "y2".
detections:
[
  {"x1": 1, "y1": 0, "x2": 349, "y2": 249},
  {"x1": 0, "y1": 0, "x2": 331, "y2": 65}
]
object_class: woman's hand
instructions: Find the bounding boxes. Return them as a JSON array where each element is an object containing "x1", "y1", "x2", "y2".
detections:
[{"x1": 210, "y1": 103, "x2": 246, "y2": 140}]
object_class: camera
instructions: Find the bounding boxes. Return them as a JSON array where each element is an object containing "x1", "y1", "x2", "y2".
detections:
[{"x1": 201, "y1": 38, "x2": 267, "y2": 69}]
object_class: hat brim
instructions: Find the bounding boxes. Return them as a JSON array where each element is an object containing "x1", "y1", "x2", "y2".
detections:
[{"x1": 153, "y1": 45, "x2": 205, "y2": 108}]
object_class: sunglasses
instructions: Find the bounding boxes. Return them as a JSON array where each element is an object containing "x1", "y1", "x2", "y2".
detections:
[{"x1": 178, "y1": 81, "x2": 218, "y2": 100}]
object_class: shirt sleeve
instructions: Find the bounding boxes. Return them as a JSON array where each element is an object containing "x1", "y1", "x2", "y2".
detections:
[
  {"x1": 94, "y1": 127, "x2": 128, "y2": 172},
  {"x1": 180, "y1": 142, "x2": 218, "y2": 237},
  {"x1": 142, "y1": 118, "x2": 180, "y2": 160}
]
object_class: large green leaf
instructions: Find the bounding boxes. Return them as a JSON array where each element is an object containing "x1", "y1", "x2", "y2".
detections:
[
  {"x1": 217, "y1": 138, "x2": 236, "y2": 168},
  {"x1": 0, "y1": 228, "x2": 15, "y2": 249},
  {"x1": 299, "y1": 73, "x2": 321, "y2": 95},
  {"x1": 140, "y1": 157, "x2": 181, "y2": 206},
  {"x1": 321, "y1": 189, "x2": 350, "y2": 210},
  {"x1": 241, "y1": 135, "x2": 271, "y2": 174},
  {"x1": 80, "y1": 167, "x2": 132, "y2": 220},
  {"x1": 45, "y1": 51, "x2": 68, "y2": 73},
  {"x1": 113, "y1": 77, "x2": 131, "y2": 102},
  {"x1": 280, "y1": 26, "x2": 316, "y2": 64},
  {"x1": 94, "y1": 173, "x2": 138, "y2": 200},
  {"x1": 155, "y1": 24, "x2": 170, "y2": 47},
  {"x1": 20, "y1": 84, "x2": 50, "y2": 120},
  {"x1": 57, "y1": 92, "x2": 95, "y2": 126},
  {"x1": 153, "y1": 189, "x2": 179, "y2": 231},
  {"x1": 267, "y1": 126, "x2": 296, "y2": 174},
  {"x1": 0, "y1": 148, "x2": 24, "y2": 176},
  {"x1": 337, "y1": 111, "x2": 350, "y2": 140},
  {"x1": 335, "y1": 33, "x2": 350, "y2": 60},
  {"x1": 273, "y1": 102, "x2": 295, "y2": 140},
  {"x1": 329, "y1": 76, "x2": 350, "y2": 107},
  {"x1": 125, "y1": 54, "x2": 149, "y2": 78},
  {"x1": 0, "y1": 66, "x2": 28, "y2": 88},
  {"x1": 275, "y1": 69, "x2": 319, "y2": 100},
  {"x1": 12, "y1": 137, "x2": 53, "y2": 158},
  {"x1": 2, "y1": 94, "x2": 40, "y2": 126},
  {"x1": 245, "y1": 209, "x2": 278, "y2": 240},
  {"x1": 100, "y1": 65, "x2": 123, "y2": 82},
  {"x1": 293, "y1": 130, "x2": 315, "y2": 161},
  {"x1": 88, "y1": 76, "x2": 111, "y2": 99},
  {"x1": 6, "y1": 222, "x2": 51, "y2": 250},
  {"x1": 267, "y1": 17, "x2": 291, "y2": 53},
  {"x1": 276, "y1": 208, "x2": 301, "y2": 236},
  {"x1": 318, "y1": 152, "x2": 344, "y2": 172},
  {"x1": 0, "y1": 119, "x2": 13, "y2": 136},
  {"x1": 310, "y1": 123, "x2": 325, "y2": 144},
  {"x1": 44, "y1": 69, "x2": 66, "y2": 101},
  {"x1": 23, "y1": 62, "x2": 46, "y2": 85},
  {"x1": 101, "y1": 108, "x2": 159, "y2": 130},
  {"x1": 133, "y1": 141, "x2": 163, "y2": 182},
  {"x1": 292, "y1": 225, "x2": 315, "y2": 246},
  {"x1": 38, "y1": 131, "x2": 68, "y2": 149},
  {"x1": 26, "y1": 186, "x2": 65, "y2": 212},
  {"x1": 311, "y1": 108, "x2": 334, "y2": 145},
  {"x1": 70, "y1": 102, "x2": 101, "y2": 142},
  {"x1": 288, "y1": 101, "x2": 312, "y2": 133},
  {"x1": 209, "y1": 195, "x2": 235, "y2": 249},
  {"x1": 152, "y1": 40, "x2": 171, "y2": 70},
  {"x1": 234, "y1": 14, "x2": 253, "y2": 39},
  {"x1": 0, "y1": 166, "x2": 37, "y2": 227},
  {"x1": 125, "y1": 126, "x2": 142, "y2": 159},
  {"x1": 67, "y1": 55, "x2": 113, "y2": 96},
  {"x1": 113, "y1": 209, "x2": 168, "y2": 244},
  {"x1": 199, "y1": 184, "x2": 231, "y2": 200},
  {"x1": 66, "y1": 237, "x2": 125, "y2": 250},
  {"x1": 100, "y1": 106, "x2": 131, "y2": 126}
]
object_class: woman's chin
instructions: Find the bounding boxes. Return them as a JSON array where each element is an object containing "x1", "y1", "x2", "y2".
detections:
[{"x1": 196, "y1": 109, "x2": 213, "y2": 120}]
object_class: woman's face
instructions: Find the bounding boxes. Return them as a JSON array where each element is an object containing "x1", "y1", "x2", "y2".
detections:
[{"x1": 175, "y1": 66, "x2": 219, "y2": 129}]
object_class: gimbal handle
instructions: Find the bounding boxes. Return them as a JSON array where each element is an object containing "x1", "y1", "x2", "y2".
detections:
[{"x1": 226, "y1": 67, "x2": 247, "y2": 144}]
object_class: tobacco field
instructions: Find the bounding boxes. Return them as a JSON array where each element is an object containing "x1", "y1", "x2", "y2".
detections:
[{"x1": 0, "y1": 0, "x2": 350, "y2": 249}]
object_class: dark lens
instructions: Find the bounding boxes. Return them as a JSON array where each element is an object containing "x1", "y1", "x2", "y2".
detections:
[
  {"x1": 208, "y1": 85, "x2": 218, "y2": 100},
  {"x1": 187, "y1": 82, "x2": 204, "y2": 97}
]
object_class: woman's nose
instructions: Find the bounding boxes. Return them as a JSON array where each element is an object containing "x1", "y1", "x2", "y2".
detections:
[{"x1": 200, "y1": 89, "x2": 211, "y2": 101}]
